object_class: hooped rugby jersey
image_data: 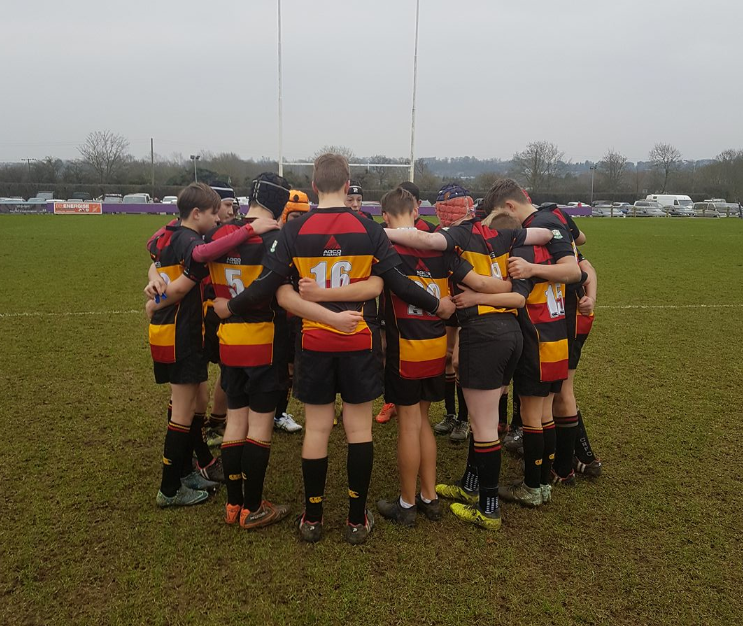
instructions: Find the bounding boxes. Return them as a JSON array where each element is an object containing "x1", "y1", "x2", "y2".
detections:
[
  {"x1": 511, "y1": 244, "x2": 569, "y2": 382},
  {"x1": 414, "y1": 217, "x2": 436, "y2": 233},
  {"x1": 147, "y1": 225, "x2": 210, "y2": 363},
  {"x1": 540, "y1": 205, "x2": 595, "y2": 340},
  {"x1": 384, "y1": 243, "x2": 472, "y2": 379},
  {"x1": 439, "y1": 220, "x2": 525, "y2": 323},
  {"x1": 264, "y1": 207, "x2": 400, "y2": 353},
  {"x1": 206, "y1": 219, "x2": 284, "y2": 368}
]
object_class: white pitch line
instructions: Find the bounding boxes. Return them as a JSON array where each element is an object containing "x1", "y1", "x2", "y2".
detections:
[
  {"x1": 596, "y1": 304, "x2": 743, "y2": 310},
  {"x1": 0, "y1": 309, "x2": 140, "y2": 319}
]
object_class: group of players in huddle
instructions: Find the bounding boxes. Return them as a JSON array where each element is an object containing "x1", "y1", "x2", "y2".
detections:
[{"x1": 144, "y1": 152, "x2": 601, "y2": 545}]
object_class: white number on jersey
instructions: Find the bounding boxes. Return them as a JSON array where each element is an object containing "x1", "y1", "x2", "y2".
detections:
[
  {"x1": 407, "y1": 280, "x2": 441, "y2": 316},
  {"x1": 225, "y1": 268, "x2": 245, "y2": 298},
  {"x1": 310, "y1": 260, "x2": 352, "y2": 289}
]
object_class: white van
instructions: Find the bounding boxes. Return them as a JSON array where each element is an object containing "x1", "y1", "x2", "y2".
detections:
[{"x1": 645, "y1": 194, "x2": 694, "y2": 216}]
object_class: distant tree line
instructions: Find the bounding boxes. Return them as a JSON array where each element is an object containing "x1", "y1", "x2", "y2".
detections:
[{"x1": 1, "y1": 131, "x2": 742, "y2": 204}]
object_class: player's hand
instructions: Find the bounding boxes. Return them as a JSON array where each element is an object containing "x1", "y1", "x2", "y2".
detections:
[
  {"x1": 298, "y1": 277, "x2": 325, "y2": 302},
  {"x1": 578, "y1": 295, "x2": 595, "y2": 316},
  {"x1": 248, "y1": 218, "x2": 279, "y2": 235},
  {"x1": 145, "y1": 299, "x2": 156, "y2": 320},
  {"x1": 144, "y1": 277, "x2": 167, "y2": 300},
  {"x1": 328, "y1": 310, "x2": 363, "y2": 334},
  {"x1": 213, "y1": 297, "x2": 232, "y2": 319},
  {"x1": 507, "y1": 257, "x2": 534, "y2": 279},
  {"x1": 452, "y1": 286, "x2": 481, "y2": 309},
  {"x1": 435, "y1": 296, "x2": 456, "y2": 320}
]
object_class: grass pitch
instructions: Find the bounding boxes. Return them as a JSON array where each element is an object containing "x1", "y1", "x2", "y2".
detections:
[{"x1": 1, "y1": 215, "x2": 742, "y2": 625}]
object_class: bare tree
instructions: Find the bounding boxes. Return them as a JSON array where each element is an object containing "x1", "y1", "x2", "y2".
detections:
[
  {"x1": 649, "y1": 143, "x2": 681, "y2": 192},
  {"x1": 598, "y1": 149, "x2": 627, "y2": 193},
  {"x1": 512, "y1": 141, "x2": 564, "y2": 192},
  {"x1": 312, "y1": 145, "x2": 356, "y2": 162},
  {"x1": 78, "y1": 131, "x2": 130, "y2": 183},
  {"x1": 710, "y1": 149, "x2": 743, "y2": 200}
]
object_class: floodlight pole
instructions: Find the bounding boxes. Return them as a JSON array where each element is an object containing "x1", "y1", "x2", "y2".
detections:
[
  {"x1": 277, "y1": 0, "x2": 284, "y2": 176},
  {"x1": 590, "y1": 165, "x2": 596, "y2": 204},
  {"x1": 190, "y1": 155, "x2": 200, "y2": 183},
  {"x1": 408, "y1": 0, "x2": 420, "y2": 182}
]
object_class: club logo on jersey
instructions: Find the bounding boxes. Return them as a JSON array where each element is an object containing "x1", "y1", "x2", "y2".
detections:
[
  {"x1": 552, "y1": 229, "x2": 563, "y2": 240},
  {"x1": 323, "y1": 235, "x2": 342, "y2": 257},
  {"x1": 414, "y1": 259, "x2": 432, "y2": 279}
]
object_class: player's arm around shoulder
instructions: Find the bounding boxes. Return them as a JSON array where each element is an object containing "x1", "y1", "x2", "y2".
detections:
[{"x1": 383, "y1": 227, "x2": 449, "y2": 251}]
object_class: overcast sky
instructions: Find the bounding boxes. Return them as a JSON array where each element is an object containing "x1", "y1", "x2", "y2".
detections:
[{"x1": 2, "y1": 0, "x2": 741, "y2": 163}]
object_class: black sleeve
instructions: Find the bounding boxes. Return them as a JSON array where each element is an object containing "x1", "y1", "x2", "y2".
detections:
[
  {"x1": 447, "y1": 252, "x2": 474, "y2": 286},
  {"x1": 227, "y1": 269, "x2": 285, "y2": 316},
  {"x1": 510, "y1": 245, "x2": 535, "y2": 299},
  {"x1": 368, "y1": 222, "x2": 402, "y2": 275},
  {"x1": 539, "y1": 216, "x2": 575, "y2": 261},
  {"x1": 379, "y1": 265, "x2": 439, "y2": 313},
  {"x1": 439, "y1": 224, "x2": 470, "y2": 254},
  {"x1": 512, "y1": 277, "x2": 533, "y2": 299},
  {"x1": 180, "y1": 235, "x2": 210, "y2": 282},
  {"x1": 511, "y1": 228, "x2": 528, "y2": 249},
  {"x1": 262, "y1": 226, "x2": 295, "y2": 277}
]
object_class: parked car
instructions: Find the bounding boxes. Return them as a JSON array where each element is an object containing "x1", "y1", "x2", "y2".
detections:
[
  {"x1": 592, "y1": 204, "x2": 625, "y2": 217},
  {"x1": 67, "y1": 191, "x2": 93, "y2": 201},
  {"x1": 102, "y1": 194, "x2": 123, "y2": 203},
  {"x1": 693, "y1": 202, "x2": 722, "y2": 218},
  {"x1": 720, "y1": 203, "x2": 742, "y2": 217},
  {"x1": 646, "y1": 194, "x2": 694, "y2": 215},
  {"x1": 633, "y1": 201, "x2": 666, "y2": 217},
  {"x1": 161, "y1": 196, "x2": 178, "y2": 204},
  {"x1": 666, "y1": 205, "x2": 695, "y2": 217},
  {"x1": 0, "y1": 196, "x2": 25, "y2": 203},
  {"x1": 122, "y1": 193, "x2": 153, "y2": 204},
  {"x1": 612, "y1": 202, "x2": 632, "y2": 213}
]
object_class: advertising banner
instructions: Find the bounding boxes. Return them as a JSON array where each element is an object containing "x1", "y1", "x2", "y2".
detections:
[
  {"x1": 53, "y1": 202, "x2": 103, "y2": 215},
  {"x1": 0, "y1": 203, "x2": 48, "y2": 214}
]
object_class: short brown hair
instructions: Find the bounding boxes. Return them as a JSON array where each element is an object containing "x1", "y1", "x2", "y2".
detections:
[
  {"x1": 177, "y1": 182, "x2": 220, "y2": 219},
  {"x1": 381, "y1": 187, "x2": 416, "y2": 217},
  {"x1": 483, "y1": 212, "x2": 521, "y2": 230},
  {"x1": 481, "y1": 178, "x2": 531, "y2": 214},
  {"x1": 313, "y1": 153, "x2": 350, "y2": 193}
]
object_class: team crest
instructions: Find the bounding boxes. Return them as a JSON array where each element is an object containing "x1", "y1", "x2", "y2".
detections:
[{"x1": 551, "y1": 229, "x2": 563, "y2": 240}]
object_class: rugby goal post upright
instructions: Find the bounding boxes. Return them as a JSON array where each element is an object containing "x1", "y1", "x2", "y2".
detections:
[
  {"x1": 277, "y1": 0, "x2": 284, "y2": 176},
  {"x1": 276, "y1": 0, "x2": 420, "y2": 181},
  {"x1": 409, "y1": 0, "x2": 420, "y2": 182}
]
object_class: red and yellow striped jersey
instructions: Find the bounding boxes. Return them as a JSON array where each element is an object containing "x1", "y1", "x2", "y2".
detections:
[
  {"x1": 511, "y1": 244, "x2": 569, "y2": 382},
  {"x1": 439, "y1": 220, "x2": 526, "y2": 322},
  {"x1": 264, "y1": 207, "x2": 400, "y2": 353},
  {"x1": 147, "y1": 224, "x2": 209, "y2": 363},
  {"x1": 206, "y1": 219, "x2": 283, "y2": 368},
  {"x1": 383, "y1": 244, "x2": 471, "y2": 379}
]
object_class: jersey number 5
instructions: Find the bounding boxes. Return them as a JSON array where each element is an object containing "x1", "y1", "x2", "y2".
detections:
[
  {"x1": 225, "y1": 268, "x2": 245, "y2": 297},
  {"x1": 310, "y1": 260, "x2": 352, "y2": 288}
]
